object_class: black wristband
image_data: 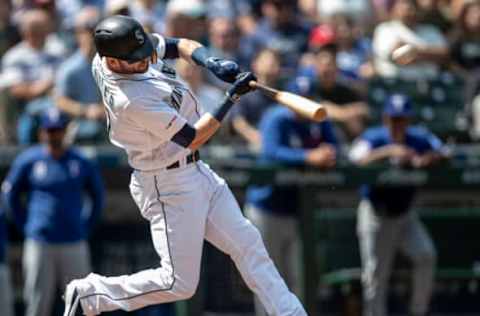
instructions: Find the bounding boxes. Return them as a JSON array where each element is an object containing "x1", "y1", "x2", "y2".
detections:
[
  {"x1": 164, "y1": 37, "x2": 180, "y2": 59},
  {"x1": 171, "y1": 123, "x2": 196, "y2": 148},
  {"x1": 191, "y1": 47, "x2": 210, "y2": 67},
  {"x1": 212, "y1": 94, "x2": 235, "y2": 122}
]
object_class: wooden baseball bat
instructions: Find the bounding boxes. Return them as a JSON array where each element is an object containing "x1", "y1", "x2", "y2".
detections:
[{"x1": 249, "y1": 81, "x2": 327, "y2": 122}]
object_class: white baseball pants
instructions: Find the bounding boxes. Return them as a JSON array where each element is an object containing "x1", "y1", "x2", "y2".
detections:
[
  {"x1": 77, "y1": 161, "x2": 306, "y2": 316},
  {"x1": 357, "y1": 200, "x2": 436, "y2": 316}
]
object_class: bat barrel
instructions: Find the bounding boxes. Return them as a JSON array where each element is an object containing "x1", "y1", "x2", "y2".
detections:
[{"x1": 249, "y1": 81, "x2": 327, "y2": 122}]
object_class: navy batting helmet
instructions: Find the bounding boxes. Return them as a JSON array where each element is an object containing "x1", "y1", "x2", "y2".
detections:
[{"x1": 94, "y1": 15, "x2": 158, "y2": 62}]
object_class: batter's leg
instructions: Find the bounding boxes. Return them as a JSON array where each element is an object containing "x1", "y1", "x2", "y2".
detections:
[
  {"x1": 68, "y1": 168, "x2": 210, "y2": 315},
  {"x1": 23, "y1": 239, "x2": 57, "y2": 316},
  {"x1": 357, "y1": 200, "x2": 400, "y2": 316},
  {"x1": 204, "y1": 178, "x2": 306, "y2": 316},
  {"x1": 399, "y1": 213, "x2": 436, "y2": 316}
]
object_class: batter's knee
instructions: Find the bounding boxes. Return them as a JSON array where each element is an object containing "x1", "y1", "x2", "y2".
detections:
[
  {"x1": 172, "y1": 278, "x2": 198, "y2": 300},
  {"x1": 234, "y1": 223, "x2": 264, "y2": 258}
]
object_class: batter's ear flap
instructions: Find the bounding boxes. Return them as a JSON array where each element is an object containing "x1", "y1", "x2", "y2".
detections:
[{"x1": 151, "y1": 50, "x2": 158, "y2": 64}]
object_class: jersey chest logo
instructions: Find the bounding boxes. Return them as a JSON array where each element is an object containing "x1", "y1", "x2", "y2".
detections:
[
  {"x1": 170, "y1": 85, "x2": 186, "y2": 111},
  {"x1": 33, "y1": 161, "x2": 47, "y2": 180}
]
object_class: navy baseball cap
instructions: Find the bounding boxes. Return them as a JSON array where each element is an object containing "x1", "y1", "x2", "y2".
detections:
[
  {"x1": 40, "y1": 108, "x2": 70, "y2": 129},
  {"x1": 383, "y1": 94, "x2": 413, "y2": 117}
]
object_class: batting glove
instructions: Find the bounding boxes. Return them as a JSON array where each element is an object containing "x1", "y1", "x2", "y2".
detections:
[
  {"x1": 206, "y1": 57, "x2": 240, "y2": 83},
  {"x1": 227, "y1": 72, "x2": 257, "y2": 100}
]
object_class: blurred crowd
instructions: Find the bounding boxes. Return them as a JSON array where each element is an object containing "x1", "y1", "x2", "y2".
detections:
[
  {"x1": 0, "y1": 0, "x2": 479, "y2": 148},
  {"x1": 0, "y1": 1, "x2": 478, "y2": 316}
]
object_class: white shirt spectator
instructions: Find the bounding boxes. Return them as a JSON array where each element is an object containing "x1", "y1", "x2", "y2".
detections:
[
  {"x1": 373, "y1": 20, "x2": 447, "y2": 80},
  {"x1": 317, "y1": 0, "x2": 372, "y2": 21},
  {"x1": 1, "y1": 42, "x2": 61, "y2": 88}
]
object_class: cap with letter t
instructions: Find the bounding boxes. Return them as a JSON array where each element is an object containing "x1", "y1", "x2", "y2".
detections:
[
  {"x1": 40, "y1": 107, "x2": 70, "y2": 130},
  {"x1": 383, "y1": 94, "x2": 413, "y2": 118}
]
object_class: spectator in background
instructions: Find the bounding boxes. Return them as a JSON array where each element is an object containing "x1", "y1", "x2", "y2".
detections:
[
  {"x1": 129, "y1": 0, "x2": 166, "y2": 33},
  {"x1": 104, "y1": 0, "x2": 130, "y2": 16},
  {"x1": 308, "y1": 17, "x2": 374, "y2": 94},
  {"x1": 349, "y1": 94, "x2": 446, "y2": 316},
  {"x1": 0, "y1": 207, "x2": 14, "y2": 316},
  {"x1": 55, "y1": 6, "x2": 106, "y2": 144},
  {"x1": 245, "y1": 105, "x2": 338, "y2": 316},
  {"x1": 207, "y1": 0, "x2": 257, "y2": 36},
  {"x1": 11, "y1": 0, "x2": 72, "y2": 58},
  {"x1": 316, "y1": 0, "x2": 374, "y2": 25},
  {"x1": 232, "y1": 48, "x2": 282, "y2": 150},
  {"x1": 449, "y1": 0, "x2": 480, "y2": 74},
  {"x1": 448, "y1": 0, "x2": 480, "y2": 140},
  {"x1": 291, "y1": 44, "x2": 369, "y2": 142},
  {"x1": 207, "y1": 16, "x2": 251, "y2": 86},
  {"x1": 55, "y1": 0, "x2": 102, "y2": 31},
  {"x1": 2, "y1": 9, "x2": 63, "y2": 144},
  {"x1": 0, "y1": 0, "x2": 21, "y2": 144},
  {"x1": 371, "y1": 0, "x2": 396, "y2": 21},
  {"x1": 244, "y1": 0, "x2": 311, "y2": 77},
  {"x1": 332, "y1": 15, "x2": 375, "y2": 84},
  {"x1": 1, "y1": 108, "x2": 105, "y2": 316},
  {"x1": 416, "y1": 0, "x2": 452, "y2": 33},
  {"x1": 164, "y1": 0, "x2": 207, "y2": 42},
  {"x1": 0, "y1": 0, "x2": 21, "y2": 58},
  {"x1": 373, "y1": 0, "x2": 449, "y2": 80}
]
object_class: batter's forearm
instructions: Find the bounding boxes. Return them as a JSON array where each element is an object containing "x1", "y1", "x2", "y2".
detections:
[
  {"x1": 177, "y1": 38, "x2": 203, "y2": 65},
  {"x1": 189, "y1": 113, "x2": 221, "y2": 151}
]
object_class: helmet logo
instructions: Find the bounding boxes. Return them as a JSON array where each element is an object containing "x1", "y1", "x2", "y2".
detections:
[{"x1": 135, "y1": 29, "x2": 145, "y2": 45}]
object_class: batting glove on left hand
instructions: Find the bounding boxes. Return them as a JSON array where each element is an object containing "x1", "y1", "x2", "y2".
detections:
[
  {"x1": 206, "y1": 57, "x2": 240, "y2": 83},
  {"x1": 227, "y1": 72, "x2": 257, "y2": 100}
]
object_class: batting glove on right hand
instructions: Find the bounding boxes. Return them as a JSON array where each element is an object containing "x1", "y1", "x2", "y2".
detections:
[
  {"x1": 227, "y1": 72, "x2": 257, "y2": 100},
  {"x1": 206, "y1": 57, "x2": 241, "y2": 83}
]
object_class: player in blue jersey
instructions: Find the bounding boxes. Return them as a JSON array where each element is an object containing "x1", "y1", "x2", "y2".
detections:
[
  {"x1": 246, "y1": 105, "x2": 338, "y2": 316},
  {"x1": 1, "y1": 107, "x2": 105, "y2": 316},
  {"x1": 349, "y1": 94, "x2": 447, "y2": 316}
]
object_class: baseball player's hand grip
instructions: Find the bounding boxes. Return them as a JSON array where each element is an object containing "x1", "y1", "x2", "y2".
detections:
[{"x1": 249, "y1": 81, "x2": 328, "y2": 122}]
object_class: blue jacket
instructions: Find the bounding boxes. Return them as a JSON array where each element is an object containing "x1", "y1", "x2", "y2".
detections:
[
  {"x1": 2, "y1": 145, "x2": 105, "y2": 243},
  {"x1": 246, "y1": 106, "x2": 338, "y2": 215},
  {"x1": 357, "y1": 125, "x2": 444, "y2": 216}
]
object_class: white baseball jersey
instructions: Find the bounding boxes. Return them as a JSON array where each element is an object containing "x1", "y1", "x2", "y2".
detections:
[
  {"x1": 71, "y1": 33, "x2": 307, "y2": 316},
  {"x1": 92, "y1": 34, "x2": 205, "y2": 171}
]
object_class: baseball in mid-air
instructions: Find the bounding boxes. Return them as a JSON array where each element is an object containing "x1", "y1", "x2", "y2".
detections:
[{"x1": 391, "y1": 44, "x2": 416, "y2": 65}]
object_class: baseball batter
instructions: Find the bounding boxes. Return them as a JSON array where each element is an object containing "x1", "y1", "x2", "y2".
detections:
[{"x1": 63, "y1": 15, "x2": 307, "y2": 316}]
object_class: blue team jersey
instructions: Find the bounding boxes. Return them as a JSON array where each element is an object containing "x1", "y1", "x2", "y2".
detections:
[
  {"x1": 358, "y1": 125, "x2": 443, "y2": 216},
  {"x1": 1, "y1": 145, "x2": 105, "y2": 243},
  {"x1": 246, "y1": 106, "x2": 338, "y2": 215}
]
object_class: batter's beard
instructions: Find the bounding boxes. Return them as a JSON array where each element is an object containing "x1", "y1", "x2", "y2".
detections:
[{"x1": 119, "y1": 60, "x2": 149, "y2": 74}]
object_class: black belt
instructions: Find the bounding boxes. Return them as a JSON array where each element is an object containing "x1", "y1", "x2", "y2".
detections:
[{"x1": 166, "y1": 151, "x2": 200, "y2": 170}]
